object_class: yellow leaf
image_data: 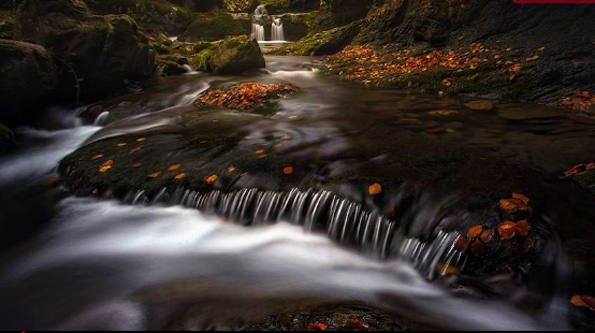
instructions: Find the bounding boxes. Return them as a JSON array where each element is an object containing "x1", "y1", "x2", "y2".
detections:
[
  {"x1": 136, "y1": 137, "x2": 146, "y2": 142},
  {"x1": 526, "y1": 55, "x2": 539, "y2": 62}
]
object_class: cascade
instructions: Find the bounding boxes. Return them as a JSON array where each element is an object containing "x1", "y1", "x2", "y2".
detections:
[
  {"x1": 271, "y1": 17, "x2": 285, "y2": 41},
  {"x1": 124, "y1": 186, "x2": 466, "y2": 279}
]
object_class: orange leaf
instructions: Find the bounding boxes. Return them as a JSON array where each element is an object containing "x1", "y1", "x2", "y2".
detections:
[
  {"x1": 136, "y1": 137, "x2": 146, "y2": 142},
  {"x1": 344, "y1": 319, "x2": 367, "y2": 330},
  {"x1": 499, "y1": 198, "x2": 530, "y2": 213},
  {"x1": 168, "y1": 164, "x2": 181, "y2": 171},
  {"x1": 526, "y1": 55, "x2": 540, "y2": 62},
  {"x1": 467, "y1": 225, "x2": 483, "y2": 239},
  {"x1": 280, "y1": 134, "x2": 292, "y2": 140},
  {"x1": 512, "y1": 193, "x2": 530, "y2": 205},
  {"x1": 255, "y1": 149, "x2": 265, "y2": 155},
  {"x1": 228, "y1": 166, "x2": 237, "y2": 173},
  {"x1": 480, "y1": 229, "x2": 494, "y2": 243},
  {"x1": 204, "y1": 174, "x2": 218, "y2": 184},
  {"x1": 98, "y1": 160, "x2": 113, "y2": 173},
  {"x1": 131, "y1": 162, "x2": 142, "y2": 168},
  {"x1": 570, "y1": 295, "x2": 595, "y2": 310},
  {"x1": 368, "y1": 183, "x2": 382, "y2": 195},
  {"x1": 436, "y1": 262, "x2": 459, "y2": 275},
  {"x1": 91, "y1": 154, "x2": 105, "y2": 160},
  {"x1": 117, "y1": 143, "x2": 127, "y2": 147},
  {"x1": 174, "y1": 173, "x2": 187, "y2": 180},
  {"x1": 307, "y1": 322, "x2": 327, "y2": 331},
  {"x1": 498, "y1": 221, "x2": 517, "y2": 240},
  {"x1": 515, "y1": 220, "x2": 531, "y2": 236},
  {"x1": 283, "y1": 166, "x2": 294, "y2": 175},
  {"x1": 129, "y1": 146, "x2": 143, "y2": 155},
  {"x1": 148, "y1": 171, "x2": 161, "y2": 179},
  {"x1": 454, "y1": 237, "x2": 468, "y2": 251}
]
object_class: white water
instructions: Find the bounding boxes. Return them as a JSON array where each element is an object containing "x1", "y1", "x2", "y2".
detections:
[
  {"x1": 251, "y1": 23, "x2": 265, "y2": 42},
  {"x1": 0, "y1": 197, "x2": 567, "y2": 330},
  {"x1": 271, "y1": 17, "x2": 285, "y2": 41}
]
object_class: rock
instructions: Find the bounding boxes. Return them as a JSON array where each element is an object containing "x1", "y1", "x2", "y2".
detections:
[
  {"x1": 0, "y1": 39, "x2": 58, "y2": 125},
  {"x1": 280, "y1": 12, "x2": 316, "y2": 41},
  {"x1": 179, "y1": 10, "x2": 246, "y2": 42},
  {"x1": 464, "y1": 100, "x2": 495, "y2": 112},
  {"x1": 316, "y1": 0, "x2": 372, "y2": 30},
  {"x1": 271, "y1": 20, "x2": 362, "y2": 56},
  {"x1": 85, "y1": 0, "x2": 195, "y2": 35},
  {"x1": 222, "y1": 0, "x2": 259, "y2": 13},
  {"x1": 15, "y1": 0, "x2": 155, "y2": 100},
  {"x1": 498, "y1": 106, "x2": 562, "y2": 121},
  {"x1": 260, "y1": 0, "x2": 320, "y2": 15},
  {"x1": 192, "y1": 35, "x2": 265, "y2": 75},
  {"x1": 156, "y1": 55, "x2": 189, "y2": 76},
  {"x1": 0, "y1": 122, "x2": 16, "y2": 153}
]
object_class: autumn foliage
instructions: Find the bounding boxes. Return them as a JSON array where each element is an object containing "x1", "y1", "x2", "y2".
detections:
[
  {"x1": 195, "y1": 82, "x2": 297, "y2": 110},
  {"x1": 559, "y1": 91, "x2": 594, "y2": 112}
]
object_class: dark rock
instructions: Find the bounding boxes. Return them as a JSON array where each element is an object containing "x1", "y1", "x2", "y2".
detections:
[
  {"x1": 179, "y1": 10, "x2": 246, "y2": 42},
  {"x1": 280, "y1": 12, "x2": 316, "y2": 41},
  {"x1": 0, "y1": 39, "x2": 58, "y2": 126},
  {"x1": 316, "y1": 0, "x2": 373, "y2": 30},
  {"x1": 192, "y1": 35, "x2": 265, "y2": 74},
  {"x1": 15, "y1": 0, "x2": 155, "y2": 101},
  {"x1": 0, "y1": 122, "x2": 16, "y2": 153},
  {"x1": 222, "y1": 0, "x2": 259, "y2": 13}
]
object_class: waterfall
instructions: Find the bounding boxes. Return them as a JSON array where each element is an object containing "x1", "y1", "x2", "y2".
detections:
[
  {"x1": 123, "y1": 186, "x2": 466, "y2": 279},
  {"x1": 251, "y1": 23, "x2": 265, "y2": 42},
  {"x1": 271, "y1": 17, "x2": 285, "y2": 41}
]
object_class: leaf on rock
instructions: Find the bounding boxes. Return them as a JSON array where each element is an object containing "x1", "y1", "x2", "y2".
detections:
[
  {"x1": 98, "y1": 160, "x2": 113, "y2": 173},
  {"x1": 91, "y1": 154, "x2": 105, "y2": 160},
  {"x1": 368, "y1": 183, "x2": 382, "y2": 195},
  {"x1": 454, "y1": 237, "x2": 469, "y2": 251},
  {"x1": 129, "y1": 146, "x2": 143, "y2": 155},
  {"x1": 283, "y1": 166, "x2": 294, "y2": 175},
  {"x1": 131, "y1": 162, "x2": 142, "y2": 168},
  {"x1": 515, "y1": 220, "x2": 531, "y2": 236},
  {"x1": 467, "y1": 225, "x2": 483, "y2": 239},
  {"x1": 204, "y1": 174, "x2": 218, "y2": 184},
  {"x1": 148, "y1": 171, "x2": 161, "y2": 179},
  {"x1": 498, "y1": 221, "x2": 517, "y2": 240},
  {"x1": 571, "y1": 295, "x2": 595, "y2": 311},
  {"x1": 136, "y1": 137, "x2": 146, "y2": 142},
  {"x1": 168, "y1": 164, "x2": 181, "y2": 171},
  {"x1": 480, "y1": 229, "x2": 494, "y2": 243},
  {"x1": 307, "y1": 322, "x2": 328, "y2": 331},
  {"x1": 512, "y1": 193, "x2": 530, "y2": 205},
  {"x1": 343, "y1": 319, "x2": 367, "y2": 330},
  {"x1": 174, "y1": 173, "x2": 187, "y2": 180}
]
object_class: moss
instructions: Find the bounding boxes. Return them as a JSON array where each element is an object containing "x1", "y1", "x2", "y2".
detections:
[
  {"x1": 180, "y1": 10, "x2": 245, "y2": 42},
  {"x1": 271, "y1": 20, "x2": 362, "y2": 56},
  {"x1": 191, "y1": 48, "x2": 213, "y2": 72}
]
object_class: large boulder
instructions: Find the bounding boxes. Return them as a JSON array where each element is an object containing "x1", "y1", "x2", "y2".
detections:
[
  {"x1": 280, "y1": 12, "x2": 316, "y2": 41},
  {"x1": 179, "y1": 10, "x2": 246, "y2": 41},
  {"x1": 191, "y1": 35, "x2": 265, "y2": 74},
  {"x1": 15, "y1": 0, "x2": 155, "y2": 100},
  {"x1": 0, "y1": 39, "x2": 58, "y2": 126},
  {"x1": 315, "y1": 0, "x2": 373, "y2": 30}
]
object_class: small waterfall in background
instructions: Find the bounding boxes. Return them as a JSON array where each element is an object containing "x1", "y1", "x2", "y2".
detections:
[
  {"x1": 252, "y1": 4, "x2": 268, "y2": 42},
  {"x1": 271, "y1": 17, "x2": 285, "y2": 41},
  {"x1": 251, "y1": 23, "x2": 265, "y2": 41}
]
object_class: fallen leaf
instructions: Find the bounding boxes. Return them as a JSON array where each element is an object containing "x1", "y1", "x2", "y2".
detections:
[
  {"x1": 499, "y1": 198, "x2": 530, "y2": 213},
  {"x1": 515, "y1": 220, "x2": 531, "y2": 236},
  {"x1": 211, "y1": 119, "x2": 219, "y2": 124},
  {"x1": 129, "y1": 146, "x2": 143, "y2": 155},
  {"x1": 343, "y1": 318, "x2": 367, "y2": 330},
  {"x1": 280, "y1": 134, "x2": 292, "y2": 140},
  {"x1": 228, "y1": 166, "x2": 236, "y2": 173},
  {"x1": 91, "y1": 154, "x2": 105, "y2": 160},
  {"x1": 255, "y1": 149, "x2": 265, "y2": 155},
  {"x1": 368, "y1": 183, "x2": 382, "y2": 195},
  {"x1": 526, "y1": 55, "x2": 540, "y2": 62},
  {"x1": 148, "y1": 171, "x2": 161, "y2": 178},
  {"x1": 571, "y1": 295, "x2": 595, "y2": 310},
  {"x1": 92, "y1": 189, "x2": 98, "y2": 195},
  {"x1": 454, "y1": 237, "x2": 469, "y2": 251},
  {"x1": 307, "y1": 322, "x2": 328, "y2": 331},
  {"x1": 436, "y1": 262, "x2": 459, "y2": 275},
  {"x1": 498, "y1": 221, "x2": 517, "y2": 240},
  {"x1": 467, "y1": 225, "x2": 483, "y2": 239},
  {"x1": 117, "y1": 143, "x2": 127, "y2": 147},
  {"x1": 480, "y1": 229, "x2": 495, "y2": 243},
  {"x1": 168, "y1": 164, "x2": 181, "y2": 171},
  {"x1": 98, "y1": 160, "x2": 113, "y2": 173},
  {"x1": 136, "y1": 137, "x2": 146, "y2": 142},
  {"x1": 174, "y1": 173, "x2": 187, "y2": 180},
  {"x1": 204, "y1": 174, "x2": 218, "y2": 184},
  {"x1": 131, "y1": 162, "x2": 142, "y2": 168},
  {"x1": 512, "y1": 193, "x2": 530, "y2": 205},
  {"x1": 283, "y1": 166, "x2": 294, "y2": 175}
]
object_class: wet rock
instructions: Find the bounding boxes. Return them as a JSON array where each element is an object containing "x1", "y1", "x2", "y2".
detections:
[
  {"x1": 222, "y1": 0, "x2": 259, "y2": 13},
  {"x1": 179, "y1": 10, "x2": 246, "y2": 42},
  {"x1": 272, "y1": 20, "x2": 362, "y2": 56},
  {"x1": 15, "y1": 0, "x2": 155, "y2": 100},
  {"x1": 280, "y1": 12, "x2": 317, "y2": 41},
  {"x1": 0, "y1": 39, "x2": 58, "y2": 126},
  {"x1": 498, "y1": 106, "x2": 562, "y2": 121},
  {"x1": 0, "y1": 122, "x2": 16, "y2": 153},
  {"x1": 464, "y1": 100, "x2": 495, "y2": 112},
  {"x1": 192, "y1": 35, "x2": 265, "y2": 74}
]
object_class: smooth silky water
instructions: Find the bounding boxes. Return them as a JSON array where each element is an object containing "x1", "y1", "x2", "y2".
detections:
[{"x1": 1, "y1": 56, "x2": 593, "y2": 330}]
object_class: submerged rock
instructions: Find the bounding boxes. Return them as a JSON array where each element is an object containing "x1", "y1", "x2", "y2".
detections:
[
  {"x1": 15, "y1": 0, "x2": 155, "y2": 100},
  {"x1": 192, "y1": 35, "x2": 265, "y2": 74},
  {"x1": 0, "y1": 39, "x2": 58, "y2": 125}
]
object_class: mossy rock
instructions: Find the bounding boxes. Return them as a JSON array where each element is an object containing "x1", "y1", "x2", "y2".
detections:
[
  {"x1": 280, "y1": 12, "x2": 317, "y2": 41},
  {"x1": 271, "y1": 19, "x2": 362, "y2": 56},
  {"x1": 15, "y1": 0, "x2": 155, "y2": 100},
  {"x1": 260, "y1": 0, "x2": 320, "y2": 15},
  {"x1": 85, "y1": 0, "x2": 194, "y2": 34},
  {"x1": 179, "y1": 10, "x2": 246, "y2": 42},
  {"x1": 222, "y1": 0, "x2": 259, "y2": 13},
  {"x1": 191, "y1": 35, "x2": 265, "y2": 74}
]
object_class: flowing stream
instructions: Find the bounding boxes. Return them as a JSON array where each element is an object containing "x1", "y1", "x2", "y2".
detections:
[{"x1": 0, "y1": 56, "x2": 593, "y2": 330}]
